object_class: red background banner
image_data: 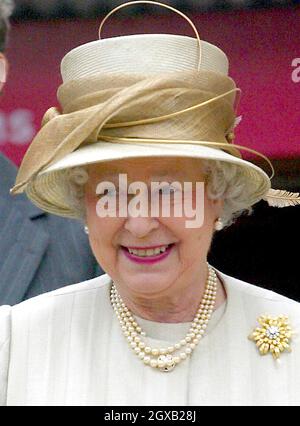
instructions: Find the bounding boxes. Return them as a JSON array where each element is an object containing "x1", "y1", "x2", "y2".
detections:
[{"x1": 0, "y1": 7, "x2": 299, "y2": 166}]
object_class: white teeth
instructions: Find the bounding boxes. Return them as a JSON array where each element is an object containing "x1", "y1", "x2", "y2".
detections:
[{"x1": 127, "y1": 245, "x2": 169, "y2": 257}]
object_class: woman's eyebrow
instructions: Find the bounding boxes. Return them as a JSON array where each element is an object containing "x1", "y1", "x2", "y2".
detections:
[
  {"x1": 95, "y1": 171, "x2": 185, "y2": 181},
  {"x1": 95, "y1": 173, "x2": 120, "y2": 181}
]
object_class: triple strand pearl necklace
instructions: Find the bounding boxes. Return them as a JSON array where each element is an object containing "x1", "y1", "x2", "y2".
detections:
[{"x1": 110, "y1": 263, "x2": 218, "y2": 372}]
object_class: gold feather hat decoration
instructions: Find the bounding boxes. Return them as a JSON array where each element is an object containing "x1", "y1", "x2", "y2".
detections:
[
  {"x1": 263, "y1": 189, "x2": 300, "y2": 208},
  {"x1": 10, "y1": 0, "x2": 300, "y2": 217}
]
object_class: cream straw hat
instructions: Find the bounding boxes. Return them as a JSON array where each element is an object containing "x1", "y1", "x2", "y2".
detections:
[{"x1": 11, "y1": 1, "x2": 300, "y2": 217}]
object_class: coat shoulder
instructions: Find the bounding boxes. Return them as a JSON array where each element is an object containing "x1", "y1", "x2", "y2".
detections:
[
  {"x1": 10, "y1": 274, "x2": 112, "y2": 319},
  {"x1": 217, "y1": 268, "x2": 300, "y2": 320}
]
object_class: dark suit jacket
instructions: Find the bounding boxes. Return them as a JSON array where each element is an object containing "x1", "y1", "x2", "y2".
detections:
[{"x1": 0, "y1": 153, "x2": 103, "y2": 306}]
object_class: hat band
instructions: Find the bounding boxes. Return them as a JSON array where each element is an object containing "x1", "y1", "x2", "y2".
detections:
[
  {"x1": 95, "y1": 85, "x2": 274, "y2": 179},
  {"x1": 102, "y1": 87, "x2": 241, "y2": 129}
]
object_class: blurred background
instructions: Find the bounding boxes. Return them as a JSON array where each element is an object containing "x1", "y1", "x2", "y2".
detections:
[
  {"x1": 1, "y1": 0, "x2": 300, "y2": 298},
  {"x1": 10, "y1": 1, "x2": 300, "y2": 19}
]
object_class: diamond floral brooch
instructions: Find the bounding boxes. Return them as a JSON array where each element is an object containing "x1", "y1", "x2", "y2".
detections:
[{"x1": 249, "y1": 315, "x2": 293, "y2": 359}]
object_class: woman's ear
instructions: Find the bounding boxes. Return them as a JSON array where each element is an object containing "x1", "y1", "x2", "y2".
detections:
[{"x1": 212, "y1": 197, "x2": 224, "y2": 217}]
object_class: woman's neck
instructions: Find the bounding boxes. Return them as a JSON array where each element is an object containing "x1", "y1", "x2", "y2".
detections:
[{"x1": 115, "y1": 274, "x2": 227, "y2": 324}]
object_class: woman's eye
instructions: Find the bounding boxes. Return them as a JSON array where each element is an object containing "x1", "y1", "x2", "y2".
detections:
[
  {"x1": 99, "y1": 188, "x2": 117, "y2": 197},
  {"x1": 159, "y1": 186, "x2": 179, "y2": 195}
]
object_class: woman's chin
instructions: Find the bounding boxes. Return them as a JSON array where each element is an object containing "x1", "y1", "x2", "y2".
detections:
[
  {"x1": 105, "y1": 244, "x2": 179, "y2": 294},
  {"x1": 115, "y1": 269, "x2": 176, "y2": 296}
]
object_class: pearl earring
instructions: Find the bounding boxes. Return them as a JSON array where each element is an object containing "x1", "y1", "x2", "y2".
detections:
[
  {"x1": 84, "y1": 225, "x2": 89, "y2": 235},
  {"x1": 214, "y1": 217, "x2": 224, "y2": 231}
]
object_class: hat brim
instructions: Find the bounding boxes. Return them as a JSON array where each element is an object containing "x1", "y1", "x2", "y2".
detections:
[{"x1": 25, "y1": 141, "x2": 271, "y2": 218}]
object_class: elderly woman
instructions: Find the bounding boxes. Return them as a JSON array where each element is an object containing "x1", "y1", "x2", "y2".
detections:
[{"x1": 1, "y1": 1, "x2": 300, "y2": 406}]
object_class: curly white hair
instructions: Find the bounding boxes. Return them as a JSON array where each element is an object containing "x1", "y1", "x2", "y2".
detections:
[{"x1": 63, "y1": 159, "x2": 256, "y2": 229}]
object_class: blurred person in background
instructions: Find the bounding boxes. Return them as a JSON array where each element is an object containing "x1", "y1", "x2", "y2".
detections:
[{"x1": 0, "y1": 0, "x2": 103, "y2": 306}]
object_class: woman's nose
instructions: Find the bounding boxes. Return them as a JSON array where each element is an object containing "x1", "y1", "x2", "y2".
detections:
[{"x1": 124, "y1": 215, "x2": 159, "y2": 239}]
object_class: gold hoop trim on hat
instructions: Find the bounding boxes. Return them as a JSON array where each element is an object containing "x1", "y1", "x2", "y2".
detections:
[
  {"x1": 98, "y1": 0, "x2": 203, "y2": 71},
  {"x1": 97, "y1": 135, "x2": 275, "y2": 180}
]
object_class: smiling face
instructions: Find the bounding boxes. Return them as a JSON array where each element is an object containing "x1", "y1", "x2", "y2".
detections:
[{"x1": 84, "y1": 157, "x2": 223, "y2": 303}]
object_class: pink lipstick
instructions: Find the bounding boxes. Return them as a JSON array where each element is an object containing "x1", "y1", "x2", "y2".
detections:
[{"x1": 121, "y1": 244, "x2": 174, "y2": 264}]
